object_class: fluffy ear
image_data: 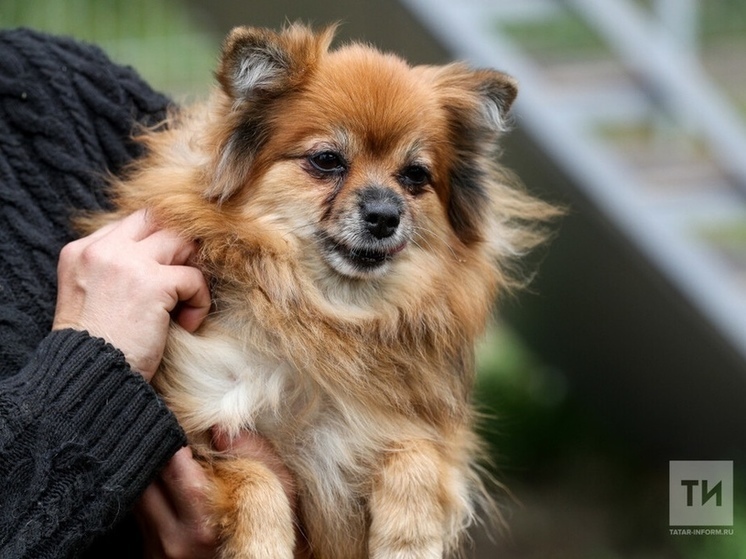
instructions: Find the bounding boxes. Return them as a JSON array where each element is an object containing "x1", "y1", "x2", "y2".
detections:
[
  {"x1": 471, "y1": 68, "x2": 518, "y2": 134},
  {"x1": 435, "y1": 65, "x2": 518, "y2": 138},
  {"x1": 434, "y1": 66, "x2": 519, "y2": 243},
  {"x1": 206, "y1": 24, "x2": 336, "y2": 202},
  {"x1": 216, "y1": 24, "x2": 335, "y2": 101}
]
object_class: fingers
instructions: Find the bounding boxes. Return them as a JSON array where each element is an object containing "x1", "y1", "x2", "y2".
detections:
[
  {"x1": 83, "y1": 210, "x2": 196, "y2": 266},
  {"x1": 54, "y1": 210, "x2": 210, "y2": 380},
  {"x1": 113, "y1": 208, "x2": 159, "y2": 242},
  {"x1": 139, "y1": 438, "x2": 299, "y2": 558},
  {"x1": 126, "y1": 215, "x2": 211, "y2": 326},
  {"x1": 138, "y1": 478, "x2": 175, "y2": 529},
  {"x1": 82, "y1": 209, "x2": 156, "y2": 247},
  {"x1": 139, "y1": 229, "x2": 199, "y2": 267},
  {"x1": 212, "y1": 429, "x2": 270, "y2": 457},
  {"x1": 212, "y1": 429, "x2": 297, "y2": 508},
  {"x1": 159, "y1": 447, "x2": 212, "y2": 523},
  {"x1": 166, "y1": 266, "x2": 212, "y2": 332},
  {"x1": 136, "y1": 447, "x2": 219, "y2": 559}
]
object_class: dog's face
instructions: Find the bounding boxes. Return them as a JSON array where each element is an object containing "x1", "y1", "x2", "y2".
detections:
[{"x1": 202, "y1": 25, "x2": 518, "y2": 285}]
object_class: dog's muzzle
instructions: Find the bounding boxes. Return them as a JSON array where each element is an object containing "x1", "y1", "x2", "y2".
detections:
[{"x1": 320, "y1": 186, "x2": 410, "y2": 279}]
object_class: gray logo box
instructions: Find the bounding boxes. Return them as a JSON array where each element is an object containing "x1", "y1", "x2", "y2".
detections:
[{"x1": 669, "y1": 461, "x2": 733, "y2": 526}]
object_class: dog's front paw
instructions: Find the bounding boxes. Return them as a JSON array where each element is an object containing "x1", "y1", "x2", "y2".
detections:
[
  {"x1": 211, "y1": 457, "x2": 295, "y2": 559},
  {"x1": 368, "y1": 442, "x2": 450, "y2": 559}
]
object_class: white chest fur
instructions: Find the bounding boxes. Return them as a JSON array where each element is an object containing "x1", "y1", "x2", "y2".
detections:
[
  {"x1": 160, "y1": 325, "x2": 388, "y2": 497},
  {"x1": 160, "y1": 326, "x2": 297, "y2": 438}
]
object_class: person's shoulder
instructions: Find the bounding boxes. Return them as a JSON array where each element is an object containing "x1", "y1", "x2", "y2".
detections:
[
  {"x1": 0, "y1": 28, "x2": 113, "y2": 86},
  {"x1": 0, "y1": 28, "x2": 173, "y2": 172},
  {"x1": 1, "y1": 27, "x2": 170, "y2": 117},
  {"x1": 0, "y1": 27, "x2": 108, "y2": 57}
]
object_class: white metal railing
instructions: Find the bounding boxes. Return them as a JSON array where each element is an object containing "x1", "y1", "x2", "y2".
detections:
[
  {"x1": 400, "y1": 0, "x2": 746, "y2": 363},
  {"x1": 568, "y1": 0, "x2": 746, "y2": 193}
]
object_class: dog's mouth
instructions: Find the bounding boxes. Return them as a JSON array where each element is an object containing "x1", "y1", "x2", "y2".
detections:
[
  {"x1": 320, "y1": 235, "x2": 407, "y2": 278},
  {"x1": 344, "y1": 243, "x2": 406, "y2": 266}
]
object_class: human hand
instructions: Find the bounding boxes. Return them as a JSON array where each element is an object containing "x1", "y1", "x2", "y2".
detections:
[
  {"x1": 53, "y1": 210, "x2": 210, "y2": 381},
  {"x1": 211, "y1": 429, "x2": 297, "y2": 509},
  {"x1": 136, "y1": 446, "x2": 217, "y2": 559},
  {"x1": 136, "y1": 431, "x2": 299, "y2": 559}
]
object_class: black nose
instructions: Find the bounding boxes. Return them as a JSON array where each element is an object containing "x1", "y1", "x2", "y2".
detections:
[{"x1": 360, "y1": 188, "x2": 402, "y2": 239}]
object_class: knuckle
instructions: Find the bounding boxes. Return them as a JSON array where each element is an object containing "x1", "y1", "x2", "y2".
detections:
[
  {"x1": 79, "y1": 241, "x2": 115, "y2": 267},
  {"x1": 57, "y1": 239, "x2": 83, "y2": 266},
  {"x1": 79, "y1": 240, "x2": 148, "y2": 283}
]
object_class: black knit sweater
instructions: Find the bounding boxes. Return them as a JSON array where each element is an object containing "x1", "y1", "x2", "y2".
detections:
[{"x1": 0, "y1": 29, "x2": 187, "y2": 558}]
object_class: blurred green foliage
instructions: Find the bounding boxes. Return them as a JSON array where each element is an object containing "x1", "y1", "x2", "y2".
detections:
[
  {"x1": 475, "y1": 324, "x2": 744, "y2": 557},
  {"x1": 0, "y1": 0, "x2": 219, "y2": 96}
]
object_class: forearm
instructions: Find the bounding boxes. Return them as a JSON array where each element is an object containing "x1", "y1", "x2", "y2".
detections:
[{"x1": 0, "y1": 329, "x2": 186, "y2": 558}]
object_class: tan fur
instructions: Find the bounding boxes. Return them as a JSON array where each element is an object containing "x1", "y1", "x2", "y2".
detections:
[{"x1": 82, "y1": 24, "x2": 558, "y2": 559}]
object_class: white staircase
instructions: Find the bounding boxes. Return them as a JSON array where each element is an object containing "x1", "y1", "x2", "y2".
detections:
[{"x1": 402, "y1": 0, "x2": 746, "y2": 363}]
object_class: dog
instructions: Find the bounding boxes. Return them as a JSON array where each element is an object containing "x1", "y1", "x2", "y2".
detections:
[{"x1": 84, "y1": 23, "x2": 556, "y2": 559}]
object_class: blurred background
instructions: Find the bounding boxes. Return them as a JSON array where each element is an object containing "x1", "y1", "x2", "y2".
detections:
[{"x1": 2, "y1": 0, "x2": 745, "y2": 557}]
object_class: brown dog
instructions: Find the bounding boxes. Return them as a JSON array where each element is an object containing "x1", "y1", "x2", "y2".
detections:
[{"x1": 86, "y1": 24, "x2": 556, "y2": 559}]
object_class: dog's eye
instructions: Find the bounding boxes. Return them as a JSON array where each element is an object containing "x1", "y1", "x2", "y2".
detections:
[
  {"x1": 398, "y1": 165, "x2": 430, "y2": 191},
  {"x1": 308, "y1": 151, "x2": 346, "y2": 174}
]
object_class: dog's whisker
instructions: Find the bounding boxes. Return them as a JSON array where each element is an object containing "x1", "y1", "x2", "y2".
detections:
[{"x1": 412, "y1": 226, "x2": 459, "y2": 260}]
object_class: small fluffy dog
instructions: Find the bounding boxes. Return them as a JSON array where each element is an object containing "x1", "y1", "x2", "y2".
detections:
[{"x1": 87, "y1": 24, "x2": 555, "y2": 559}]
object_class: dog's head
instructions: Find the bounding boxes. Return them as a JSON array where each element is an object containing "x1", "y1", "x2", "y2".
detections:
[{"x1": 195, "y1": 25, "x2": 543, "y2": 292}]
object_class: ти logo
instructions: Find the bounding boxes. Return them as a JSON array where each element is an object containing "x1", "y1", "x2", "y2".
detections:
[{"x1": 669, "y1": 461, "x2": 733, "y2": 526}]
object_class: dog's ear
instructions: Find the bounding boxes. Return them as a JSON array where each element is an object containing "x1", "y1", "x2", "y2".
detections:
[
  {"x1": 470, "y1": 69, "x2": 518, "y2": 135},
  {"x1": 216, "y1": 24, "x2": 335, "y2": 101},
  {"x1": 434, "y1": 66, "x2": 518, "y2": 243},
  {"x1": 206, "y1": 24, "x2": 336, "y2": 202}
]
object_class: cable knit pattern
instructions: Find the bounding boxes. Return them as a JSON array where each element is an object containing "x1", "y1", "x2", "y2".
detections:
[{"x1": 0, "y1": 29, "x2": 187, "y2": 558}]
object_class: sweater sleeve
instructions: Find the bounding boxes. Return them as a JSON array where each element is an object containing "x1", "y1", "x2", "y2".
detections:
[
  {"x1": 0, "y1": 329, "x2": 186, "y2": 558},
  {"x1": 0, "y1": 28, "x2": 189, "y2": 558}
]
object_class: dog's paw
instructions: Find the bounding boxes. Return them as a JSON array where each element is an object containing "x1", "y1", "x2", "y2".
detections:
[{"x1": 212, "y1": 457, "x2": 295, "y2": 559}]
